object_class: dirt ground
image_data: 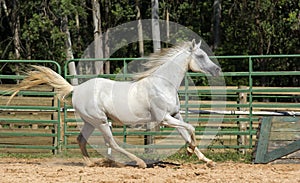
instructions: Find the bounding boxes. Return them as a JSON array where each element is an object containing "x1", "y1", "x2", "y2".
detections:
[{"x1": 1, "y1": 157, "x2": 300, "y2": 183}]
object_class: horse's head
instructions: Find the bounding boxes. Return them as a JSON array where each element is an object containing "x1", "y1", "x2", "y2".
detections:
[{"x1": 188, "y1": 40, "x2": 221, "y2": 76}]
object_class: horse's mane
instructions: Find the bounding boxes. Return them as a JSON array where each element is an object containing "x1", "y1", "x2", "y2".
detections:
[{"x1": 134, "y1": 41, "x2": 191, "y2": 80}]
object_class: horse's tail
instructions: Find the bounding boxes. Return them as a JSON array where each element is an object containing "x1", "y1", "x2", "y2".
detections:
[{"x1": 7, "y1": 65, "x2": 73, "y2": 105}]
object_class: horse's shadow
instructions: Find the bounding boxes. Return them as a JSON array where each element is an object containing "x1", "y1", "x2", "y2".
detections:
[
  {"x1": 127, "y1": 159, "x2": 181, "y2": 168},
  {"x1": 60, "y1": 158, "x2": 181, "y2": 168},
  {"x1": 60, "y1": 161, "x2": 85, "y2": 167}
]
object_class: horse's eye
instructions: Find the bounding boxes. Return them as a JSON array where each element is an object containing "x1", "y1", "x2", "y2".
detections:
[{"x1": 195, "y1": 53, "x2": 204, "y2": 58}]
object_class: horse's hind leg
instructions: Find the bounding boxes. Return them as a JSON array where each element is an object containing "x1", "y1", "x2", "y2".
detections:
[
  {"x1": 77, "y1": 122, "x2": 95, "y2": 166},
  {"x1": 98, "y1": 123, "x2": 147, "y2": 168}
]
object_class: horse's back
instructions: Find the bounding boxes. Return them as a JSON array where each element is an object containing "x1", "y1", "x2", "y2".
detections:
[{"x1": 72, "y1": 78, "x2": 153, "y2": 124}]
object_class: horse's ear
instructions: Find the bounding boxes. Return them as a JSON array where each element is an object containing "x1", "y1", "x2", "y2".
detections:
[
  {"x1": 190, "y1": 39, "x2": 196, "y2": 50},
  {"x1": 198, "y1": 40, "x2": 202, "y2": 47}
]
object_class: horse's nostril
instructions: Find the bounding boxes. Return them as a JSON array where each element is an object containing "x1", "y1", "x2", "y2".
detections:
[{"x1": 215, "y1": 67, "x2": 221, "y2": 76}]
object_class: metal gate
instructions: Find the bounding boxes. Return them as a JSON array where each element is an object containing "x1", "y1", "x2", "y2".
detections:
[{"x1": 0, "y1": 60, "x2": 62, "y2": 153}]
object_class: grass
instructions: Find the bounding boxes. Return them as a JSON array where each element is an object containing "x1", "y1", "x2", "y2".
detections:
[
  {"x1": 166, "y1": 148, "x2": 253, "y2": 164},
  {"x1": 0, "y1": 152, "x2": 53, "y2": 159},
  {"x1": 0, "y1": 148, "x2": 253, "y2": 164}
]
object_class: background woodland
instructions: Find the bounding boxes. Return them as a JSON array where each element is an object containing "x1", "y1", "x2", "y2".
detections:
[{"x1": 0, "y1": 0, "x2": 299, "y2": 86}]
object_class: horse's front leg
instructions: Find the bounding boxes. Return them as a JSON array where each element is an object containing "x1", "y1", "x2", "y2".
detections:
[{"x1": 163, "y1": 113, "x2": 215, "y2": 167}]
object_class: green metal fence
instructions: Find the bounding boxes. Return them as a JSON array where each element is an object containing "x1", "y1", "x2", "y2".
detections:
[
  {"x1": 182, "y1": 55, "x2": 300, "y2": 149},
  {"x1": 0, "y1": 55, "x2": 299, "y2": 153},
  {"x1": 0, "y1": 60, "x2": 62, "y2": 153},
  {"x1": 63, "y1": 55, "x2": 300, "y2": 151}
]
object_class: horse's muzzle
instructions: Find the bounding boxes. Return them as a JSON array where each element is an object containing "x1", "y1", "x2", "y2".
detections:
[{"x1": 210, "y1": 66, "x2": 222, "y2": 77}]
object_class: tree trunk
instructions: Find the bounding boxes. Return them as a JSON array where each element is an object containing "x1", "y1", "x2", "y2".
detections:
[
  {"x1": 61, "y1": 15, "x2": 78, "y2": 85},
  {"x1": 151, "y1": 0, "x2": 161, "y2": 53},
  {"x1": 11, "y1": 0, "x2": 21, "y2": 87},
  {"x1": 104, "y1": 28, "x2": 110, "y2": 74},
  {"x1": 166, "y1": 8, "x2": 170, "y2": 47},
  {"x1": 10, "y1": 0, "x2": 21, "y2": 59},
  {"x1": 213, "y1": 0, "x2": 221, "y2": 50},
  {"x1": 92, "y1": 0, "x2": 104, "y2": 75},
  {"x1": 13, "y1": 14, "x2": 20, "y2": 59},
  {"x1": 104, "y1": 0, "x2": 110, "y2": 74},
  {"x1": 1, "y1": 0, "x2": 9, "y2": 17},
  {"x1": 136, "y1": 0, "x2": 144, "y2": 57}
]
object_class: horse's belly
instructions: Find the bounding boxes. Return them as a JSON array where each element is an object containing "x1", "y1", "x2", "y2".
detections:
[
  {"x1": 103, "y1": 99, "x2": 152, "y2": 124},
  {"x1": 107, "y1": 112, "x2": 152, "y2": 125}
]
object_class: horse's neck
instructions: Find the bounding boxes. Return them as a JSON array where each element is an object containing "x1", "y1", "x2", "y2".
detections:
[{"x1": 149, "y1": 51, "x2": 190, "y2": 90}]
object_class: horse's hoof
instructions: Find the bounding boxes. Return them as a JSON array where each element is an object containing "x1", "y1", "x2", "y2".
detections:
[
  {"x1": 82, "y1": 156, "x2": 95, "y2": 167},
  {"x1": 86, "y1": 162, "x2": 96, "y2": 167},
  {"x1": 206, "y1": 161, "x2": 216, "y2": 168},
  {"x1": 137, "y1": 161, "x2": 147, "y2": 168},
  {"x1": 186, "y1": 146, "x2": 194, "y2": 156}
]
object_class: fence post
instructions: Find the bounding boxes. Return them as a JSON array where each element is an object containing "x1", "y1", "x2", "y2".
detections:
[
  {"x1": 52, "y1": 91, "x2": 60, "y2": 154},
  {"x1": 144, "y1": 123, "x2": 156, "y2": 153},
  {"x1": 237, "y1": 85, "x2": 248, "y2": 154}
]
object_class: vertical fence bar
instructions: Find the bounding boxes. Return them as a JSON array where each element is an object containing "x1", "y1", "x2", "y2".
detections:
[
  {"x1": 63, "y1": 102, "x2": 68, "y2": 148},
  {"x1": 123, "y1": 125, "x2": 127, "y2": 143},
  {"x1": 123, "y1": 59, "x2": 128, "y2": 143},
  {"x1": 54, "y1": 62, "x2": 62, "y2": 153},
  {"x1": 184, "y1": 74, "x2": 189, "y2": 121},
  {"x1": 56, "y1": 99, "x2": 62, "y2": 153},
  {"x1": 237, "y1": 85, "x2": 248, "y2": 153},
  {"x1": 248, "y1": 56, "x2": 253, "y2": 148},
  {"x1": 123, "y1": 59, "x2": 128, "y2": 80}
]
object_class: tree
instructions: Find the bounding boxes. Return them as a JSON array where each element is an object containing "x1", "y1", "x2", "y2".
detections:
[
  {"x1": 213, "y1": 0, "x2": 221, "y2": 50},
  {"x1": 92, "y1": 0, "x2": 104, "y2": 75},
  {"x1": 1, "y1": 0, "x2": 21, "y2": 59},
  {"x1": 136, "y1": 0, "x2": 144, "y2": 57},
  {"x1": 151, "y1": 0, "x2": 161, "y2": 53},
  {"x1": 104, "y1": 0, "x2": 111, "y2": 74},
  {"x1": 0, "y1": 0, "x2": 298, "y2": 88},
  {"x1": 219, "y1": 0, "x2": 300, "y2": 86},
  {"x1": 61, "y1": 14, "x2": 78, "y2": 85}
]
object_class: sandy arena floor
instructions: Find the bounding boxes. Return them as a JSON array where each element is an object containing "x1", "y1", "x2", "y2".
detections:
[{"x1": 1, "y1": 157, "x2": 300, "y2": 183}]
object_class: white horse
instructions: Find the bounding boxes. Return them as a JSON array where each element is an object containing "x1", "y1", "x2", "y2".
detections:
[{"x1": 8, "y1": 40, "x2": 221, "y2": 168}]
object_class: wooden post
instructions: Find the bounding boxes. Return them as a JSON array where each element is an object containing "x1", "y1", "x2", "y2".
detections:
[
  {"x1": 237, "y1": 86, "x2": 248, "y2": 154},
  {"x1": 32, "y1": 112, "x2": 38, "y2": 129},
  {"x1": 144, "y1": 122, "x2": 156, "y2": 153}
]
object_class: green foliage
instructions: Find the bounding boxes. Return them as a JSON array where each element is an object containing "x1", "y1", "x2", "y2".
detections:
[
  {"x1": 110, "y1": 1, "x2": 135, "y2": 22},
  {"x1": 0, "y1": 0, "x2": 299, "y2": 86},
  {"x1": 219, "y1": 0, "x2": 299, "y2": 55}
]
